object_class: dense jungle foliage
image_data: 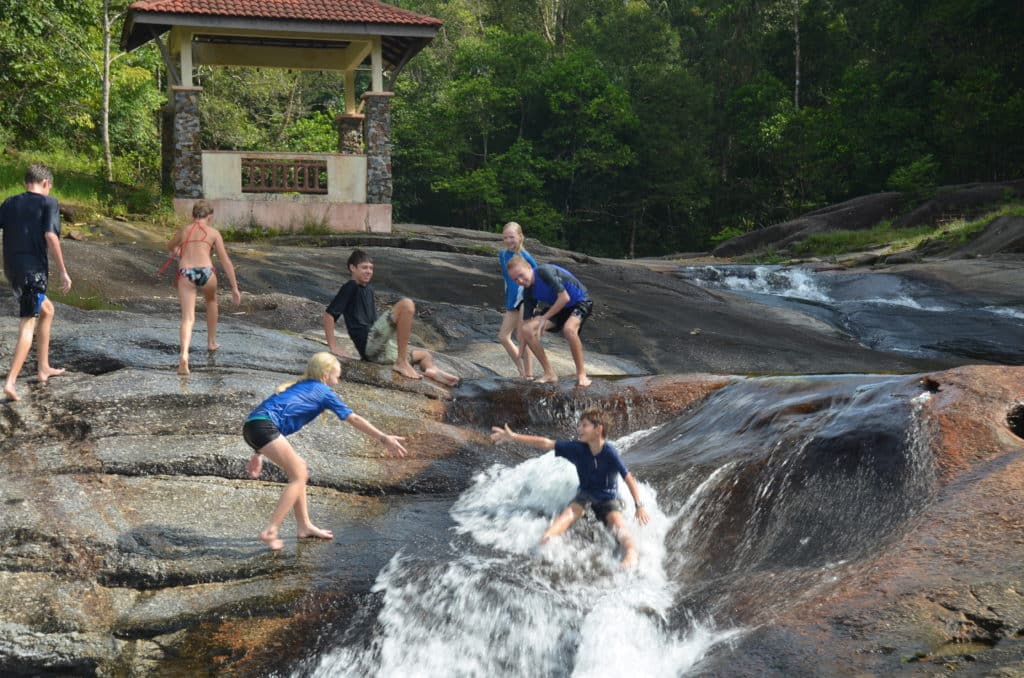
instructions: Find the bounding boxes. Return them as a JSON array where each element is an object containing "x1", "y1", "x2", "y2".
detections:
[{"x1": 1, "y1": 0, "x2": 1021, "y2": 256}]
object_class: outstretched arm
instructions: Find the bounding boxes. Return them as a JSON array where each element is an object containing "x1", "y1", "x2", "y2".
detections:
[
  {"x1": 623, "y1": 473, "x2": 650, "y2": 525},
  {"x1": 44, "y1": 232, "x2": 72, "y2": 292},
  {"x1": 490, "y1": 424, "x2": 556, "y2": 452},
  {"x1": 213, "y1": 232, "x2": 241, "y2": 305},
  {"x1": 346, "y1": 413, "x2": 407, "y2": 457}
]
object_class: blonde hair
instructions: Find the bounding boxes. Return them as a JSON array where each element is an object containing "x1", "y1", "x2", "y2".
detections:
[
  {"x1": 505, "y1": 253, "x2": 530, "y2": 271},
  {"x1": 277, "y1": 352, "x2": 341, "y2": 393},
  {"x1": 192, "y1": 200, "x2": 214, "y2": 220},
  {"x1": 502, "y1": 221, "x2": 525, "y2": 254}
]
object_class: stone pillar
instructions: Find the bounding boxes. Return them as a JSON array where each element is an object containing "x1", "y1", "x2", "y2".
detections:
[
  {"x1": 171, "y1": 85, "x2": 203, "y2": 199},
  {"x1": 160, "y1": 103, "x2": 175, "y2": 195},
  {"x1": 336, "y1": 113, "x2": 365, "y2": 154},
  {"x1": 362, "y1": 92, "x2": 394, "y2": 204}
]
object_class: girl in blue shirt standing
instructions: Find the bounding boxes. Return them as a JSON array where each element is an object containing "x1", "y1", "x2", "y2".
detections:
[
  {"x1": 243, "y1": 352, "x2": 407, "y2": 550},
  {"x1": 497, "y1": 222, "x2": 538, "y2": 378}
]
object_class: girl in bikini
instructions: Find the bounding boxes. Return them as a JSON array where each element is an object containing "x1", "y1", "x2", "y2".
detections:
[
  {"x1": 166, "y1": 200, "x2": 241, "y2": 374},
  {"x1": 243, "y1": 352, "x2": 407, "y2": 550},
  {"x1": 497, "y1": 222, "x2": 538, "y2": 378}
]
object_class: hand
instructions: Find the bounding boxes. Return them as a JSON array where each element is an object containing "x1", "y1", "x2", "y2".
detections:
[
  {"x1": 490, "y1": 424, "x2": 515, "y2": 445},
  {"x1": 331, "y1": 348, "x2": 354, "y2": 360},
  {"x1": 246, "y1": 453, "x2": 263, "y2": 479},
  {"x1": 635, "y1": 506, "x2": 650, "y2": 526},
  {"x1": 534, "y1": 320, "x2": 546, "y2": 341},
  {"x1": 231, "y1": 288, "x2": 241, "y2": 305},
  {"x1": 382, "y1": 434, "x2": 407, "y2": 457},
  {"x1": 60, "y1": 271, "x2": 72, "y2": 293}
]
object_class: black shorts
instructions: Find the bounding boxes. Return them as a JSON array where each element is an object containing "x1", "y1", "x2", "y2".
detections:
[
  {"x1": 541, "y1": 300, "x2": 593, "y2": 333},
  {"x1": 11, "y1": 271, "x2": 47, "y2": 319},
  {"x1": 243, "y1": 418, "x2": 281, "y2": 452},
  {"x1": 570, "y1": 491, "x2": 623, "y2": 524}
]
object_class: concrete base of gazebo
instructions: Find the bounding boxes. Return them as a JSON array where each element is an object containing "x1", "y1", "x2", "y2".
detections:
[{"x1": 172, "y1": 197, "x2": 392, "y2": 232}]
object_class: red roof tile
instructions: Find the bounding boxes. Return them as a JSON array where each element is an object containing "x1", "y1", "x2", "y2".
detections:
[{"x1": 129, "y1": 0, "x2": 442, "y2": 27}]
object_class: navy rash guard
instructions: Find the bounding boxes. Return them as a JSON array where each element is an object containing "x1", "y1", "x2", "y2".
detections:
[
  {"x1": 245, "y1": 380, "x2": 353, "y2": 436},
  {"x1": 325, "y1": 280, "x2": 377, "y2": 358},
  {"x1": 554, "y1": 440, "x2": 629, "y2": 501},
  {"x1": 523, "y1": 264, "x2": 589, "y2": 319}
]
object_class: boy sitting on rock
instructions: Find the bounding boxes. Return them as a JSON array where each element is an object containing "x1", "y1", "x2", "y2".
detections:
[{"x1": 322, "y1": 249, "x2": 459, "y2": 386}]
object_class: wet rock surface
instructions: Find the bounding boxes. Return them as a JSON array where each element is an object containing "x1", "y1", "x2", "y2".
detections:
[{"x1": 1, "y1": 220, "x2": 1024, "y2": 675}]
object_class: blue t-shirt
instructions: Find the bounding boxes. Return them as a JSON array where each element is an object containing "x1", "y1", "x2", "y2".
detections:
[
  {"x1": 0, "y1": 191, "x2": 60, "y2": 280},
  {"x1": 498, "y1": 248, "x2": 538, "y2": 311},
  {"x1": 524, "y1": 264, "x2": 589, "y2": 319},
  {"x1": 246, "y1": 380, "x2": 353, "y2": 436},
  {"x1": 554, "y1": 440, "x2": 629, "y2": 501}
]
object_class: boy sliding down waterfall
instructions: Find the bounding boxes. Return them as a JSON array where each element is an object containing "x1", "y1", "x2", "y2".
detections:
[{"x1": 491, "y1": 407, "x2": 650, "y2": 568}]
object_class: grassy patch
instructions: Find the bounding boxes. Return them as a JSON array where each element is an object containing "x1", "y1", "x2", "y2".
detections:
[
  {"x1": 48, "y1": 284, "x2": 124, "y2": 311},
  {"x1": 0, "y1": 149, "x2": 163, "y2": 220},
  {"x1": 761, "y1": 202, "x2": 1024, "y2": 261},
  {"x1": 220, "y1": 219, "x2": 337, "y2": 242}
]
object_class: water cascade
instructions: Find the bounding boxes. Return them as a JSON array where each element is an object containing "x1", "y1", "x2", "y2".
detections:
[{"x1": 300, "y1": 374, "x2": 939, "y2": 677}]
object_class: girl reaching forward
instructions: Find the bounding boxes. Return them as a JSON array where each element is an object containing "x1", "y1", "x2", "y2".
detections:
[
  {"x1": 497, "y1": 222, "x2": 538, "y2": 378},
  {"x1": 243, "y1": 352, "x2": 407, "y2": 550}
]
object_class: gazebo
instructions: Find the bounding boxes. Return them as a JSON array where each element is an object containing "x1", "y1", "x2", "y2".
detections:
[{"x1": 120, "y1": 0, "x2": 442, "y2": 232}]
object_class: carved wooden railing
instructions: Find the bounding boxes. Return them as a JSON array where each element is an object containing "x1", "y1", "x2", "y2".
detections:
[{"x1": 241, "y1": 157, "x2": 328, "y2": 194}]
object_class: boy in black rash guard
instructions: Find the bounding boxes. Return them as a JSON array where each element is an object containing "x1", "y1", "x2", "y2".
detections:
[
  {"x1": 322, "y1": 249, "x2": 459, "y2": 386},
  {"x1": 490, "y1": 407, "x2": 650, "y2": 569},
  {"x1": 0, "y1": 164, "x2": 72, "y2": 401}
]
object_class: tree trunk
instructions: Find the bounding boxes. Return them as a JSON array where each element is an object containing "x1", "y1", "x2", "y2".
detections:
[
  {"x1": 102, "y1": 0, "x2": 113, "y2": 182},
  {"x1": 793, "y1": 0, "x2": 801, "y2": 111}
]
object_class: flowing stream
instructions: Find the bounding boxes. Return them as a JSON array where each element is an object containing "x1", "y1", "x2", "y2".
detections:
[
  {"x1": 299, "y1": 373, "x2": 937, "y2": 677},
  {"x1": 678, "y1": 264, "x2": 1024, "y2": 363}
]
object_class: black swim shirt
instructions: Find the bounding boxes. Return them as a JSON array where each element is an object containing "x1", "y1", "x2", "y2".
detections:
[
  {"x1": 326, "y1": 279, "x2": 377, "y2": 357},
  {"x1": 0, "y1": 191, "x2": 60, "y2": 280}
]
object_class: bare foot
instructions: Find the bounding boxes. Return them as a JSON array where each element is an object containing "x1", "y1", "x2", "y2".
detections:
[
  {"x1": 392, "y1": 362, "x2": 422, "y2": 380},
  {"x1": 621, "y1": 547, "x2": 638, "y2": 570},
  {"x1": 246, "y1": 454, "x2": 263, "y2": 479},
  {"x1": 537, "y1": 372, "x2": 559, "y2": 384},
  {"x1": 259, "y1": 528, "x2": 285, "y2": 551},
  {"x1": 177, "y1": 358, "x2": 190, "y2": 376},
  {"x1": 37, "y1": 366, "x2": 66, "y2": 384},
  {"x1": 208, "y1": 343, "x2": 221, "y2": 352},
  {"x1": 576, "y1": 375, "x2": 592, "y2": 388},
  {"x1": 297, "y1": 525, "x2": 334, "y2": 540},
  {"x1": 424, "y1": 367, "x2": 460, "y2": 387},
  {"x1": 3, "y1": 383, "x2": 19, "y2": 402}
]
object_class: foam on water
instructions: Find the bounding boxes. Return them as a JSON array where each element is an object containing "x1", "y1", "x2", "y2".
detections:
[
  {"x1": 984, "y1": 306, "x2": 1024, "y2": 321},
  {"x1": 862, "y1": 295, "x2": 947, "y2": 311},
  {"x1": 307, "y1": 430, "x2": 740, "y2": 678}
]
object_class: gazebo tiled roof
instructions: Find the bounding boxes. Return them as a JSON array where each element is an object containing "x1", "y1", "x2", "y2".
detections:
[
  {"x1": 127, "y1": 0, "x2": 442, "y2": 27},
  {"x1": 121, "y1": 0, "x2": 442, "y2": 69}
]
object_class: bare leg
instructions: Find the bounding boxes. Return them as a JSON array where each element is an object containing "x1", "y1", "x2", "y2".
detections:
[
  {"x1": 605, "y1": 511, "x2": 638, "y2": 569},
  {"x1": 541, "y1": 503, "x2": 585, "y2": 544},
  {"x1": 35, "y1": 298, "x2": 65, "y2": 383},
  {"x1": 498, "y1": 310, "x2": 524, "y2": 376},
  {"x1": 256, "y1": 437, "x2": 333, "y2": 550},
  {"x1": 562, "y1": 316, "x2": 591, "y2": 388},
  {"x1": 3, "y1": 317, "x2": 36, "y2": 401},
  {"x1": 177, "y1": 280, "x2": 197, "y2": 375},
  {"x1": 517, "y1": 306, "x2": 533, "y2": 378},
  {"x1": 518, "y1": 319, "x2": 558, "y2": 383},
  {"x1": 412, "y1": 349, "x2": 459, "y2": 386},
  {"x1": 390, "y1": 298, "x2": 421, "y2": 380},
  {"x1": 203, "y1": 275, "x2": 220, "y2": 351}
]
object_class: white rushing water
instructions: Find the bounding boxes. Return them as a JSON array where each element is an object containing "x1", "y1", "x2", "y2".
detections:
[
  {"x1": 693, "y1": 265, "x2": 831, "y2": 302},
  {"x1": 308, "y1": 431, "x2": 740, "y2": 678}
]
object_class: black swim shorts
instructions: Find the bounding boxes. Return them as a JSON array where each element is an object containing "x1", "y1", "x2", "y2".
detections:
[
  {"x1": 243, "y1": 418, "x2": 281, "y2": 452},
  {"x1": 542, "y1": 300, "x2": 594, "y2": 333},
  {"x1": 570, "y1": 491, "x2": 623, "y2": 524},
  {"x1": 11, "y1": 271, "x2": 47, "y2": 319}
]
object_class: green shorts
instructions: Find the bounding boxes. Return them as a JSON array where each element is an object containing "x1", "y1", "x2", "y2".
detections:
[{"x1": 364, "y1": 311, "x2": 399, "y2": 364}]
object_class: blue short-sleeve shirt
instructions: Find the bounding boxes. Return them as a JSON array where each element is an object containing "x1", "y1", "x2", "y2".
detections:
[
  {"x1": 554, "y1": 440, "x2": 629, "y2": 501},
  {"x1": 246, "y1": 380, "x2": 353, "y2": 436}
]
